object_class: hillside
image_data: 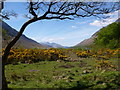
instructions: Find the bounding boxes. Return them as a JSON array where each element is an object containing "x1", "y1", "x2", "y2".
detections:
[
  {"x1": 0, "y1": 20, "x2": 48, "y2": 49},
  {"x1": 75, "y1": 31, "x2": 98, "y2": 47},
  {"x1": 74, "y1": 18, "x2": 120, "y2": 48}
]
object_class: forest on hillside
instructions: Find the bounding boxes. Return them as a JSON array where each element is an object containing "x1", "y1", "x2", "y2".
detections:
[{"x1": 95, "y1": 22, "x2": 120, "y2": 49}]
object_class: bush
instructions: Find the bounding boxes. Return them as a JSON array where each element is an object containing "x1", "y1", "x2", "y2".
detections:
[
  {"x1": 5, "y1": 48, "x2": 68, "y2": 64},
  {"x1": 94, "y1": 60, "x2": 116, "y2": 71}
]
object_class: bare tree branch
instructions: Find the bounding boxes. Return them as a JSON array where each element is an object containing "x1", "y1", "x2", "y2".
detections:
[
  {"x1": 26, "y1": 1, "x2": 119, "y2": 22},
  {"x1": 0, "y1": 10, "x2": 17, "y2": 20}
]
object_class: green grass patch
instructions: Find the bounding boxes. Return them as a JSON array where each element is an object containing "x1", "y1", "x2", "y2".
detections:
[{"x1": 5, "y1": 58, "x2": 120, "y2": 89}]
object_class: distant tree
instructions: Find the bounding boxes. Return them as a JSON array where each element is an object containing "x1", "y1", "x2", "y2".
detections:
[
  {"x1": 1, "y1": 0, "x2": 120, "y2": 89},
  {"x1": 95, "y1": 22, "x2": 120, "y2": 48}
]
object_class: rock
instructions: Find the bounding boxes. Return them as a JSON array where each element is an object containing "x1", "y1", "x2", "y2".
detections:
[{"x1": 82, "y1": 70, "x2": 92, "y2": 74}]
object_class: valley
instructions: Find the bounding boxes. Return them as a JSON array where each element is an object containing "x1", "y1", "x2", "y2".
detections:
[{"x1": 1, "y1": 18, "x2": 120, "y2": 89}]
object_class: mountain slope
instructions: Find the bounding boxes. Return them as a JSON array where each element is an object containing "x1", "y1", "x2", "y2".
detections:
[
  {"x1": 75, "y1": 32, "x2": 98, "y2": 47},
  {"x1": 0, "y1": 20, "x2": 47, "y2": 49},
  {"x1": 74, "y1": 18, "x2": 120, "y2": 47}
]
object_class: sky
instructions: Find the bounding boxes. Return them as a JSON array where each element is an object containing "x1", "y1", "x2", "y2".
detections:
[{"x1": 3, "y1": 2, "x2": 119, "y2": 46}]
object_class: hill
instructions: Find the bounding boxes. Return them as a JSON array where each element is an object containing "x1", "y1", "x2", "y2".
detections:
[{"x1": 0, "y1": 20, "x2": 48, "y2": 49}]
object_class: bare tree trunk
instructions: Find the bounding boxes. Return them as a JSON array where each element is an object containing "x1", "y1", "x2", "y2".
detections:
[
  {"x1": 2, "y1": 19, "x2": 36, "y2": 89},
  {"x1": 2, "y1": 61, "x2": 8, "y2": 89}
]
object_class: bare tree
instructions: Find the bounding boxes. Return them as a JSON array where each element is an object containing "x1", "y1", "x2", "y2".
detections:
[{"x1": 1, "y1": 0, "x2": 120, "y2": 89}]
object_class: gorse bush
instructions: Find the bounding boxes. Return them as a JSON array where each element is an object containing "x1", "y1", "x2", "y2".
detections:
[
  {"x1": 94, "y1": 60, "x2": 116, "y2": 71},
  {"x1": 75, "y1": 48, "x2": 119, "y2": 59},
  {"x1": 2, "y1": 48, "x2": 120, "y2": 64},
  {"x1": 4, "y1": 48, "x2": 68, "y2": 64},
  {"x1": 76, "y1": 50, "x2": 92, "y2": 58}
]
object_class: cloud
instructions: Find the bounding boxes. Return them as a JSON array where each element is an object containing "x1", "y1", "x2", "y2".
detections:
[
  {"x1": 90, "y1": 19, "x2": 112, "y2": 27},
  {"x1": 89, "y1": 17, "x2": 117, "y2": 27},
  {"x1": 104, "y1": 10, "x2": 120, "y2": 17},
  {"x1": 71, "y1": 26, "x2": 78, "y2": 29},
  {"x1": 76, "y1": 21, "x2": 87, "y2": 24},
  {"x1": 89, "y1": 10, "x2": 119, "y2": 27},
  {"x1": 32, "y1": 37, "x2": 65, "y2": 43}
]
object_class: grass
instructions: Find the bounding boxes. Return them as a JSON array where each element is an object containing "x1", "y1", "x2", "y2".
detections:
[{"x1": 5, "y1": 58, "x2": 120, "y2": 89}]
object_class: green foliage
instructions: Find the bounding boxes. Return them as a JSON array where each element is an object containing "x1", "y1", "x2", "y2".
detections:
[{"x1": 95, "y1": 22, "x2": 120, "y2": 48}]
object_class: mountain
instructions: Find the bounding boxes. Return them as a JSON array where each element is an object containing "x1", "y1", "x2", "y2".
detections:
[
  {"x1": 0, "y1": 20, "x2": 48, "y2": 49},
  {"x1": 40, "y1": 42, "x2": 67, "y2": 48},
  {"x1": 74, "y1": 18, "x2": 120, "y2": 47},
  {"x1": 75, "y1": 32, "x2": 97, "y2": 47}
]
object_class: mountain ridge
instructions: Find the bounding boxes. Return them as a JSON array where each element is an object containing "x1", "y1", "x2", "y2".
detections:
[{"x1": 1, "y1": 20, "x2": 48, "y2": 49}]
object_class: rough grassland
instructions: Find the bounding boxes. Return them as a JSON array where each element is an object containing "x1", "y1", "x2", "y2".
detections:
[{"x1": 5, "y1": 58, "x2": 120, "y2": 89}]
